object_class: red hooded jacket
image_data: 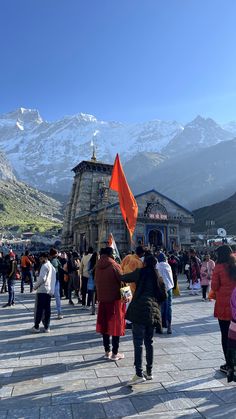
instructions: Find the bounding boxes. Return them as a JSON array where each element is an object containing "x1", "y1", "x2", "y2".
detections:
[
  {"x1": 211, "y1": 263, "x2": 235, "y2": 320},
  {"x1": 95, "y1": 255, "x2": 122, "y2": 303}
]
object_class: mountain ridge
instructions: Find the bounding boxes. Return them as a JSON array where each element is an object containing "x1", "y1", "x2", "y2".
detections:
[
  {"x1": 193, "y1": 192, "x2": 236, "y2": 234},
  {"x1": 1, "y1": 107, "x2": 236, "y2": 210}
]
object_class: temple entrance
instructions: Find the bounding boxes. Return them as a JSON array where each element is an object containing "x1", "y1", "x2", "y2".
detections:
[{"x1": 148, "y1": 229, "x2": 163, "y2": 248}]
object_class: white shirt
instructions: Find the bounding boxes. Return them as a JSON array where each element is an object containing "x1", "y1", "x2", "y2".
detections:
[
  {"x1": 156, "y1": 261, "x2": 174, "y2": 291},
  {"x1": 34, "y1": 261, "x2": 56, "y2": 295}
]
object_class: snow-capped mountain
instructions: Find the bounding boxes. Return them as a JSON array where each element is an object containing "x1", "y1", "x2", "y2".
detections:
[
  {"x1": 0, "y1": 108, "x2": 183, "y2": 193},
  {"x1": 163, "y1": 116, "x2": 234, "y2": 156},
  {"x1": 0, "y1": 108, "x2": 234, "y2": 195}
]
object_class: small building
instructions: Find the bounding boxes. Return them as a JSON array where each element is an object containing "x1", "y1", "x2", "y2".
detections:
[{"x1": 62, "y1": 156, "x2": 194, "y2": 252}]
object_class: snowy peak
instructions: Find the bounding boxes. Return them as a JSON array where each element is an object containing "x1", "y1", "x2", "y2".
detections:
[
  {"x1": 163, "y1": 115, "x2": 234, "y2": 155},
  {"x1": 0, "y1": 107, "x2": 43, "y2": 130},
  {"x1": 74, "y1": 113, "x2": 98, "y2": 123},
  {"x1": 0, "y1": 108, "x2": 234, "y2": 194}
]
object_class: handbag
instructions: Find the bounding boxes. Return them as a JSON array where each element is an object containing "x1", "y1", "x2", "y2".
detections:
[{"x1": 120, "y1": 283, "x2": 132, "y2": 301}]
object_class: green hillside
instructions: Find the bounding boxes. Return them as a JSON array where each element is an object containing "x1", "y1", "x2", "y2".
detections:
[{"x1": 0, "y1": 179, "x2": 63, "y2": 233}]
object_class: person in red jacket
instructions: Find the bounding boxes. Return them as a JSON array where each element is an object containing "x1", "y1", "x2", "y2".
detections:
[
  {"x1": 95, "y1": 247, "x2": 126, "y2": 361},
  {"x1": 211, "y1": 245, "x2": 236, "y2": 374}
]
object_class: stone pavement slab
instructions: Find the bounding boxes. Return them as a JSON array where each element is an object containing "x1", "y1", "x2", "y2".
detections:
[{"x1": 0, "y1": 276, "x2": 236, "y2": 418}]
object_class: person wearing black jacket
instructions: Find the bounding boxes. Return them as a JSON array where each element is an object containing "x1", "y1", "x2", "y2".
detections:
[
  {"x1": 122, "y1": 255, "x2": 167, "y2": 386},
  {"x1": 0, "y1": 253, "x2": 8, "y2": 293},
  {"x1": 3, "y1": 254, "x2": 17, "y2": 307}
]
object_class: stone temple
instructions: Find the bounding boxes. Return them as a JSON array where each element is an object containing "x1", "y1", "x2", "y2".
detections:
[{"x1": 62, "y1": 154, "x2": 194, "y2": 253}]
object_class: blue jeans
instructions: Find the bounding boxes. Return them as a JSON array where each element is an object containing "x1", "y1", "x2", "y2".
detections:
[
  {"x1": 54, "y1": 280, "x2": 61, "y2": 315},
  {"x1": 21, "y1": 268, "x2": 33, "y2": 292},
  {"x1": 8, "y1": 278, "x2": 15, "y2": 305},
  {"x1": 161, "y1": 289, "x2": 172, "y2": 327},
  {"x1": 132, "y1": 323, "x2": 154, "y2": 377}
]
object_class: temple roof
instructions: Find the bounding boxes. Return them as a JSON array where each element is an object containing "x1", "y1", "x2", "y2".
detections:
[
  {"x1": 72, "y1": 160, "x2": 113, "y2": 174},
  {"x1": 75, "y1": 188, "x2": 193, "y2": 218}
]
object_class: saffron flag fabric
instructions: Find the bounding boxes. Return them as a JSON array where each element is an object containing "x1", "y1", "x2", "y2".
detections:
[{"x1": 109, "y1": 154, "x2": 138, "y2": 239}]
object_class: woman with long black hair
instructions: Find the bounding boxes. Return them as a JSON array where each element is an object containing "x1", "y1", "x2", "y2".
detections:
[
  {"x1": 122, "y1": 255, "x2": 167, "y2": 385},
  {"x1": 211, "y1": 245, "x2": 236, "y2": 373}
]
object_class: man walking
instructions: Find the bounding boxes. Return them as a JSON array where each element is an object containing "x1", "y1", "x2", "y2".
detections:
[{"x1": 31, "y1": 253, "x2": 56, "y2": 333}]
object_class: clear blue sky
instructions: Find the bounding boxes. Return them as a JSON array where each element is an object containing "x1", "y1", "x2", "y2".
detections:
[{"x1": 1, "y1": 0, "x2": 236, "y2": 123}]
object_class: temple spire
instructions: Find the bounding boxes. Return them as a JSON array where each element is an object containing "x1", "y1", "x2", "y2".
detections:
[{"x1": 90, "y1": 140, "x2": 97, "y2": 162}]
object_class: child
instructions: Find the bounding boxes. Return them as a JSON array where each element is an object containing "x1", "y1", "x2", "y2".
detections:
[{"x1": 227, "y1": 287, "x2": 236, "y2": 382}]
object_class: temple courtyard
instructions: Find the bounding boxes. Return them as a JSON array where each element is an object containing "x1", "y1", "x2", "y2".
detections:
[{"x1": 0, "y1": 276, "x2": 236, "y2": 419}]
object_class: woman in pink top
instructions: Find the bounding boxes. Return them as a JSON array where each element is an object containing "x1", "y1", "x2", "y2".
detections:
[
  {"x1": 227, "y1": 286, "x2": 236, "y2": 382},
  {"x1": 200, "y1": 254, "x2": 215, "y2": 301}
]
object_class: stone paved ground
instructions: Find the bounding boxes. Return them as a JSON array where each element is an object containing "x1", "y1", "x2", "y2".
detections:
[{"x1": 0, "y1": 275, "x2": 236, "y2": 419}]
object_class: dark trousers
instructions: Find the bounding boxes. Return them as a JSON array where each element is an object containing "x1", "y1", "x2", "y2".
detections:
[
  {"x1": 132, "y1": 323, "x2": 154, "y2": 377},
  {"x1": 87, "y1": 289, "x2": 95, "y2": 306},
  {"x1": 62, "y1": 279, "x2": 68, "y2": 299},
  {"x1": 102, "y1": 334, "x2": 120, "y2": 355},
  {"x1": 1, "y1": 274, "x2": 7, "y2": 292},
  {"x1": 7, "y1": 278, "x2": 15, "y2": 305},
  {"x1": 202, "y1": 285, "x2": 208, "y2": 299},
  {"x1": 161, "y1": 289, "x2": 172, "y2": 327},
  {"x1": 21, "y1": 268, "x2": 33, "y2": 292},
  {"x1": 218, "y1": 319, "x2": 230, "y2": 363},
  {"x1": 34, "y1": 293, "x2": 51, "y2": 330},
  {"x1": 68, "y1": 274, "x2": 74, "y2": 301},
  {"x1": 81, "y1": 276, "x2": 88, "y2": 306}
]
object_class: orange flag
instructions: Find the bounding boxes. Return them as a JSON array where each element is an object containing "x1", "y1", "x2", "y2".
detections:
[{"x1": 109, "y1": 154, "x2": 138, "y2": 239}]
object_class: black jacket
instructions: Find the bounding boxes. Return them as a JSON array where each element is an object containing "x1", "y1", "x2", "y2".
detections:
[{"x1": 122, "y1": 268, "x2": 167, "y2": 327}]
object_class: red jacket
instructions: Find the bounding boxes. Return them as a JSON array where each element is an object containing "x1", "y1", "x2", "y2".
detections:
[
  {"x1": 211, "y1": 263, "x2": 235, "y2": 320},
  {"x1": 95, "y1": 255, "x2": 122, "y2": 303}
]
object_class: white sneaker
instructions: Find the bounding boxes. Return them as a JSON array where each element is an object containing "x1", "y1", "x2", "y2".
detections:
[
  {"x1": 30, "y1": 326, "x2": 40, "y2": 334},
  {"x1": 104, "y1": 351, "x2": 112, "y2": 359},
  {"x1": 44, "y1": 328, "x2": 50, "y2": 333},
  {"x1": 144, "y1": 371, "x2": 153, "y2": 380},
  {"x1": 127, "y1": 374, "x2": 146, "y2": 386},
  {"x1": 57, "y1": 314, "x2": 63, "y2": 319},
  {"x1": 110, "y1": 352, "x2": 125, "y2": 361}
]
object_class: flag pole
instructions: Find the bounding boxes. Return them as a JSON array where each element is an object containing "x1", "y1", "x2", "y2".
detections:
[{"x1": 98, "y1": 189, "x2": 110, "y2": 251}]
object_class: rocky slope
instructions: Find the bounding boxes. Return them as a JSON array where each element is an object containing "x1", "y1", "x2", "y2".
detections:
[
  {"x1": 0, "y1": 150, "x2": 16, "y2": 181},
  {"x1": 0, "y1": 150, "x2": 63, "y2": 231},
  {"x1": 193, "y1": 192, "x2": 236, "y2": 234},
  {"x1": 0, "y1": 178, "x2": 63, "y2": 232},
  {"x1": 129, "y1": 138, "x2": 236, "y2": 210}
]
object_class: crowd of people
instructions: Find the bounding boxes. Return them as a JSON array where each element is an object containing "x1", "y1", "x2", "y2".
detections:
[{"x1": 1, "y1": 244, "x2": 236, "y2": 384}]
